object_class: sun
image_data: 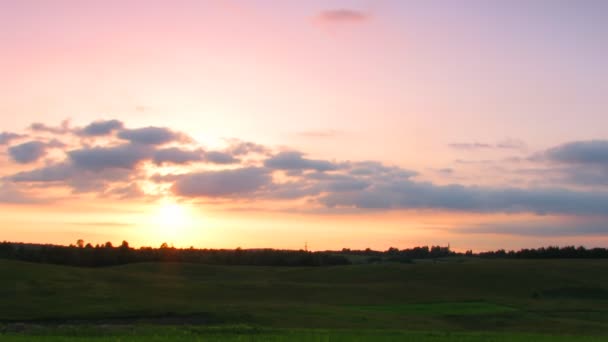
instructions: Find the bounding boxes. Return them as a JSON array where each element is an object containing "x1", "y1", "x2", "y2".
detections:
[
  {"x1": 151, "y1": 199, "x2": 196, "y2": 243},
  {"x1": 158, "y1": 202, "x2": 188, "y2": 227}
]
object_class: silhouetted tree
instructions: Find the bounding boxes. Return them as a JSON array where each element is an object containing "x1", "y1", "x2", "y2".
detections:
[{"x1": 1, "y1": 242, "x2": 606, "y2": 268}]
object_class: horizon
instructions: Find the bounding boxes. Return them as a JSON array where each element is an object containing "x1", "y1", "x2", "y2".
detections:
[
  {"x1": 3, "y1": 239, "x2": 607, "y2": 254},
  {"x1": 2, "y1": 1, "x2": 608, "y2": 251}
]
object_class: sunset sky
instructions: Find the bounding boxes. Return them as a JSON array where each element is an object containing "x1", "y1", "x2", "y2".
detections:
[{"x1": 1, "y1": 1, "x2": 608, "y2": 251}]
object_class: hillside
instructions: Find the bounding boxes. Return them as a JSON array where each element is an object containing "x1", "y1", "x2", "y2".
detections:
[{"x1": 2, "y1": 258, "x2": 608, "y2": 335}]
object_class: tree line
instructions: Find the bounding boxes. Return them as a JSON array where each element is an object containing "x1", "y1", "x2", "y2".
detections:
[
  {"x1": 0, "y1": 241, "x2": 607, "y2": 268},
  {"x1": 476, "y1": 246, "x2": 608, "y2": 259},
  {"x1": 0, "y1": 241, "x2": 350, "y2": 267}
]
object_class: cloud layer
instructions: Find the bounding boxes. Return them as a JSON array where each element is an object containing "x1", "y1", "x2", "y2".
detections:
[{"x1": 2, "y1": 119, "x2": 608, "y2": 230}]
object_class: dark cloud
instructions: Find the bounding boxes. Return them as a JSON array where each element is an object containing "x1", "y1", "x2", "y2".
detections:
[
  {"x1": 317, "y1": 9, "x2": 369, "y2": 23},
  {"x1": 204, "y1": 151, "x2": 240, "y2": 164},
  {"x1": 264, "y1": 151, "x2": 339, "y2": 172},
  {"x1": 8, "y1": 141, "x2": 48, "y2": 164},
  {"x1": 10, "y1": 162, "x2": 74, "y2": 182},
  {"x1": 153, "y1": 147, "x2": 204, "y2": 165},
  {"x1": 319, "y1": 179, "x2": 608, "y2": 215},
  {"x1": 78, "y1": 119, "x2": 124, "y2": 136},
  {"x1": 225, "y1": 140, "x2": 269, "y2": 156},
  {"x1": 261, "y1": 171, "x2": 374, "y2": 200},
  {"x1": 0, "y1": 132, "x2": 25, "y2": 145},
  {"x1": 544, "y1": 140, "x2": 608, "y2": 165},
  {"x1": 266, "y1": 181, "x2": 323, "y2": 199},
  {"x1": 29, "y1": 120, "x2": 71, "y2": 135},
  {"x1": 173, "y1": 167, "x2": 271, "y2": 197},
  {"x1": 299, "y1": 172, "x2": 371, "y2": 193},
  {"x1": 346, "y1": 161, "x2": 418, "y2": 179},
  {"x1": 47, "y1": 138, "x2": 67, "y2": 148},
  {"x1": 69, "y1": 144, "x2": 153, "y2": 170},
  {"x1": 326, "y1": 178, "x2": 370, "y2": 192},
  {"x1": 8, "y1": 160, "x2": 137, "y2": 194},
  {"x1": 528, "y1": 140, "x2": 608, "y2": 188},
  {"x1": 117, "y1": 126, "x2": 190, "y2": 145}
]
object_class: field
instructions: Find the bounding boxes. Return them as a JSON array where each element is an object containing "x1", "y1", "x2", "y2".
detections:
[{"x1": 1, "y1": 258, "x2": 608, "y2": 340}]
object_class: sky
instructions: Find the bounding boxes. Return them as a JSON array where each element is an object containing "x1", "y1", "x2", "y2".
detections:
[{"x1": 1, "y1": 0, "x2": 608, "y2": 251}]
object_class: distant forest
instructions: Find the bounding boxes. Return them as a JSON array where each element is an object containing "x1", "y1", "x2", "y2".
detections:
[{"x1": 1, "y1": 241, "x2": 608, "y2": 267}]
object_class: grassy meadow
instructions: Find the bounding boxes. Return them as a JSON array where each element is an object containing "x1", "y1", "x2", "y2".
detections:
[{"x1": 1, "y1": 258, "x2": 608, "y2": 340}]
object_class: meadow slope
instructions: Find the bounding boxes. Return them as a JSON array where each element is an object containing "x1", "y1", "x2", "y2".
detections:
[{"x1": 1, "y1": 258, "x2": 608, "y2": 339}]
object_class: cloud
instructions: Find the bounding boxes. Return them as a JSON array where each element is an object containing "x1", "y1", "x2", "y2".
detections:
[
  {"x1": 448, "y1": 142, "x2": 493, "y2": 150},
  {"x1": 449, "y1": 139, "x2": 527, "y2": 151},
  {"x1": 543, "y1": 140, "x2": 608, "y2": 165},
  {"x1": 117, "y1": 126, "x2": 190, "y2": 145},
  {"x1": 299, "y1": 172, "x2": 371, "y2": 193},
  {"x1": 560, "y1": 166, "x2": 608, "y2": 187},
  {"x1": 153, "y1": 147, "x2": 204, "y2": 165},
  {"x1": 264, "y1": 151, "x2": 339, "y2": 172},
  {"x1": 78, "y1": 119, "x2": 124, "y2": 136},
  {"x1": 9, "y1": 162, "x2": 74, "y2": 182},
  {"x1": 204, "y1": 151, "x2": 240, "y2": 164},
  {"x1": 8, "y1": 141, "x2": 48, "y2": 164},
  {"x1": 325, "y1": 178, "x2": 370, "y2": 192},
  {"x1": 0, "y1": 182, "x2": 44, "y2": 204},
  {"x1": 5, "y1": 119, "x2": 608, "y2": 220},
  {"x1": 107, "y1": 183, "x2": 145, "y2": 199},
  {"x1": 8, "y1": 161, "x2": 137, "y2": 194},
  {"x1": 29, "y1": 119, "x2": 71, "y2": 135},
  {"x1": 68, "y1": 144, "x2": 153, "y2": 170},
  {"x1": 265, "y1": 181, "x2": 323, "y2": 200},
  {"x1": 0, "y1": 132, "x2": 25, "y2": 145},
  {"x1": 316, "y1": 9, "x2": 369, "y2": 23},
  {"x1": 225, "y1": 140, "x2": 269, "y2": 156},
  {"x1": 527, "y1": 140, "x2": 608, "y2": 188},
  {"x1": 172, "y1": 167, "x2": 271, "y2": 197},
  {"x1": 318, "y1": 180, "x2": 608, "y2": 215},
  {"x1": 496, "y1": 138, "x2": 527, "y2": 151},
  {"x1": 346, "y1": 161, "x2": 418, "y2": 179}
]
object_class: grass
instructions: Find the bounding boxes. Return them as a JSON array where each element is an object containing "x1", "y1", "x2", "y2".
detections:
[
  {"x1": 1, "y1": 258, "x2": 608, "y2": 339},
  {"x1": 1, "y1": 326, "x2": 607, "y2": 341},
  {"x1": 352, "y1": 301, "x2": 517, "y2": 315}
]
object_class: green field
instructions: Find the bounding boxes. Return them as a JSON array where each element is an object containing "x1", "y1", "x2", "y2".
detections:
[{"x1": 2, "y1": 258, "x2": 608, "y2": 340}]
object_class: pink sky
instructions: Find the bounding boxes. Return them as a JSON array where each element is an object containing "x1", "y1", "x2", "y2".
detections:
[{"x1": 1, "y1": 1, "x2": 608, "y2": 251}]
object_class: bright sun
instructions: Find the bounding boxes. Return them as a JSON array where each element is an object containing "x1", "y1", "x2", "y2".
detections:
[
  {"x1": 158, "y1": 202, "x2": 188, "y2": 227},
  {"x1": 152, "y1": 199, "x2": 195, "y2": 243}
]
